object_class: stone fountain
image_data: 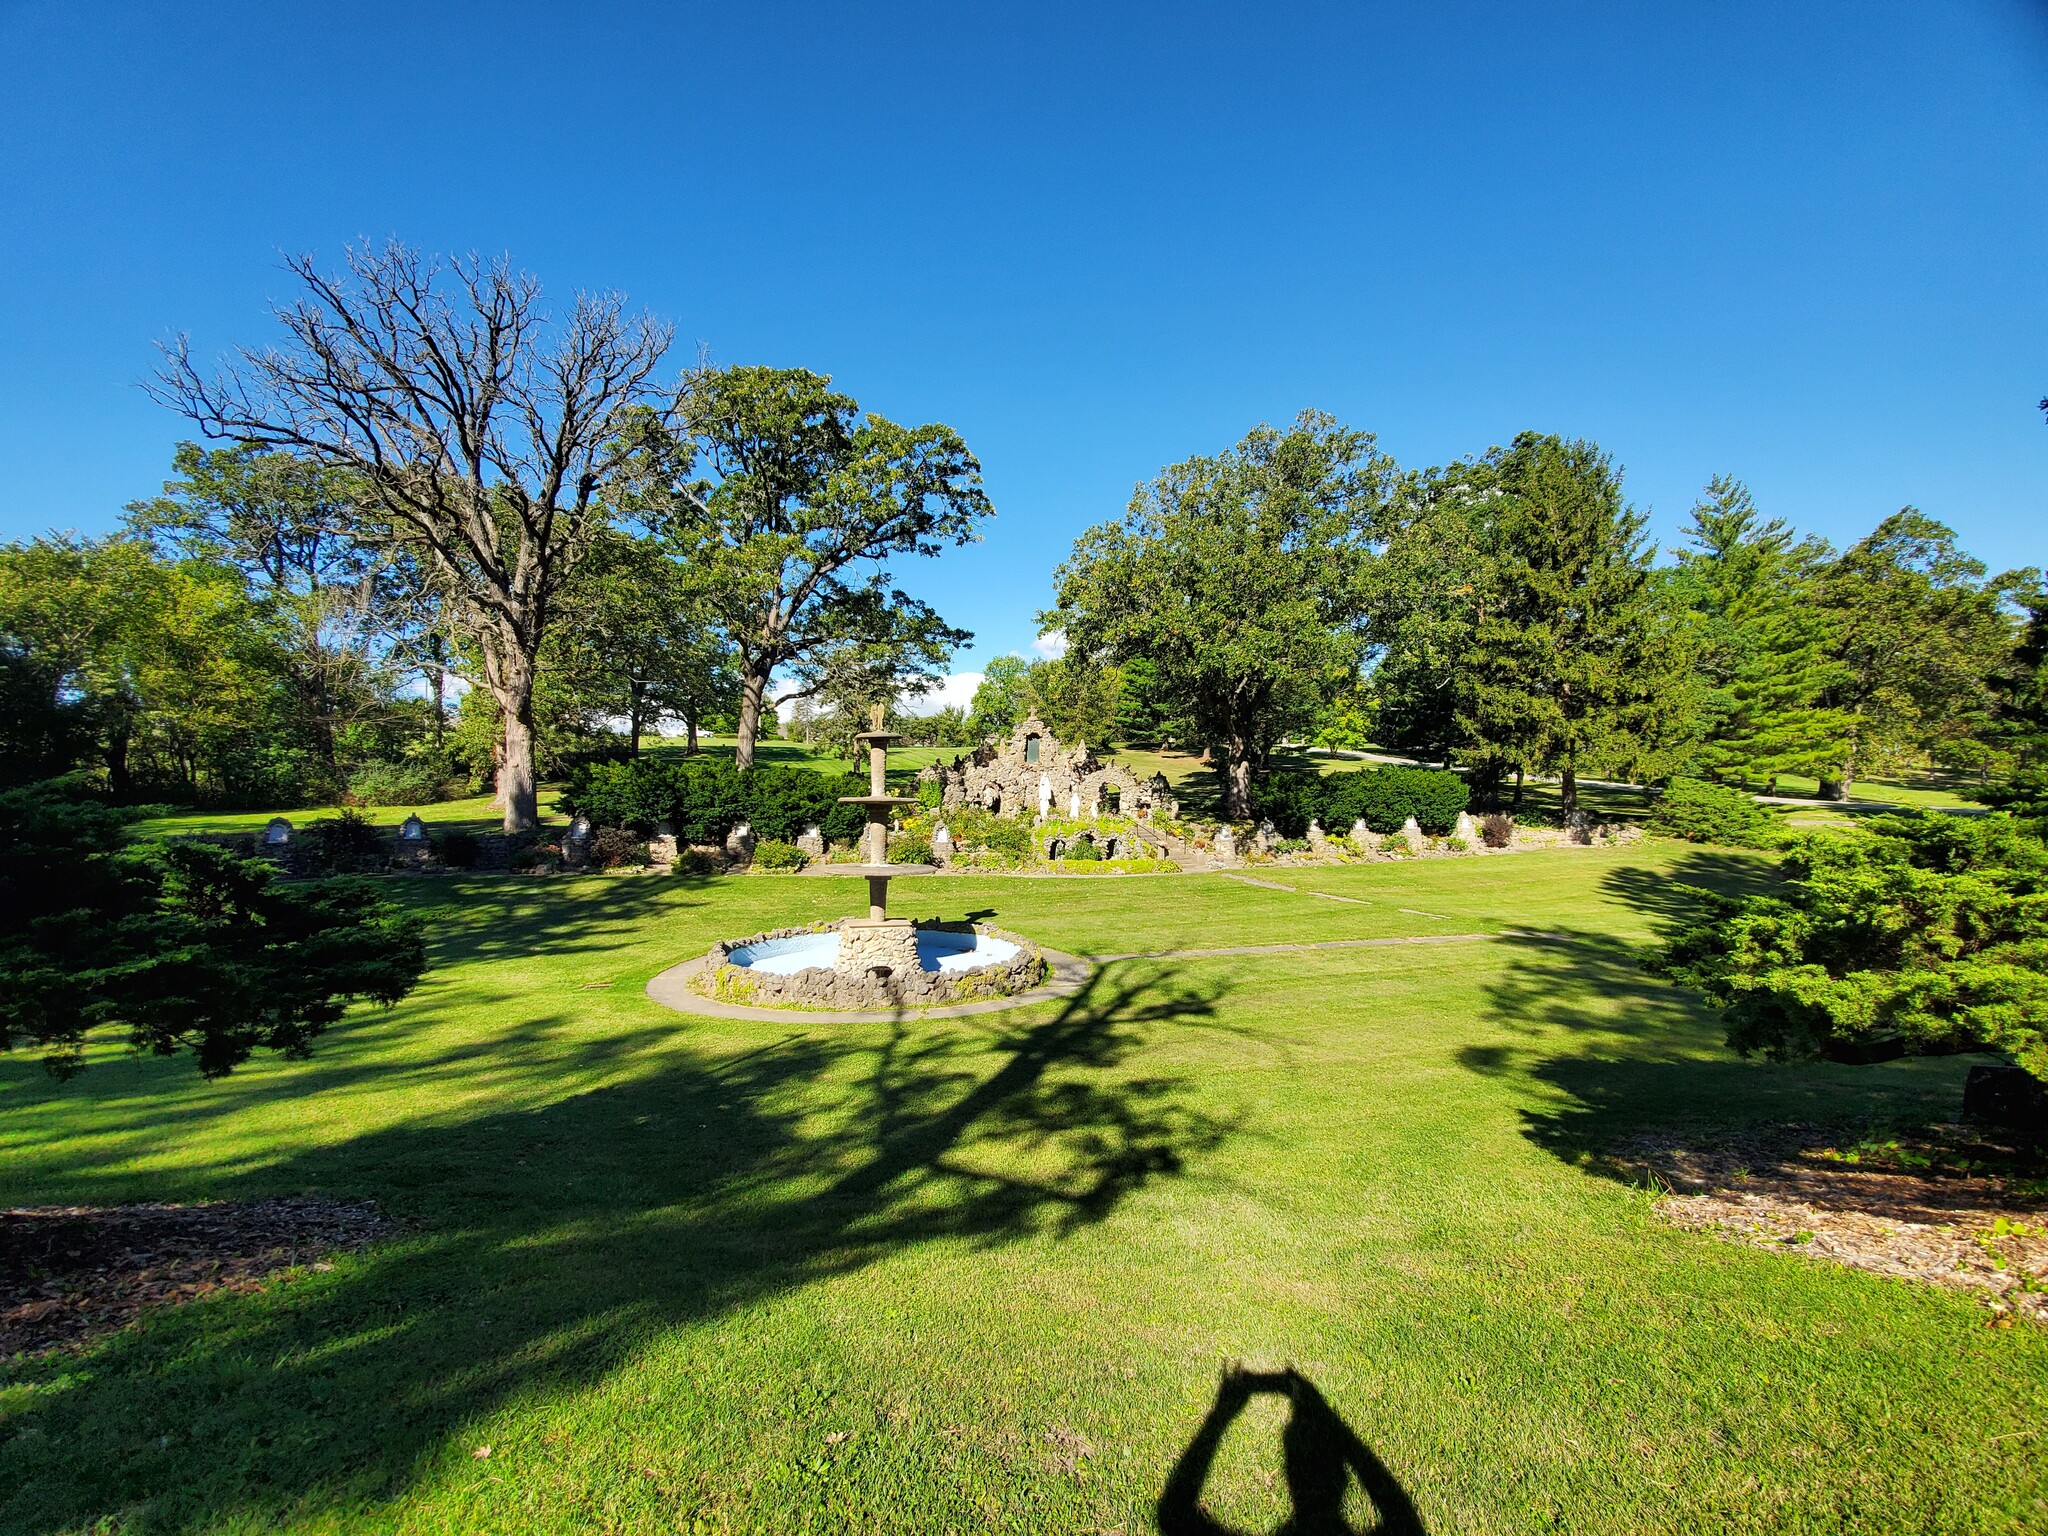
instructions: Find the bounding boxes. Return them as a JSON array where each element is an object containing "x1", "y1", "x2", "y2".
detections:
[
  {"x1": 824, "y1": 702, "x2": 937, "y2": 977},
  {"x1": 651, "y1": 703, "x2": 1080, "y2": 1015}
]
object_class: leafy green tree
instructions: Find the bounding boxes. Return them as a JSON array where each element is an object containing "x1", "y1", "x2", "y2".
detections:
[
  {"x1": 1454, "y1": 433, "x2": 1695, "y2": 815},
  {"x1": 545, "y1": 529, "x2": 737, "y2": 754},
  {"x1": 620, "y1": 365, "x2": 989, "y2": 769},
  {"x1": 155, "y1": 242, "x2": 672, "y2": 831},
  {"x1": 969, "y1": 654, "x2": 1032, "y2": 739},
  {"x1": 1659, "y1": 813, "x2": 2048, "y2": 1081},
  {"x1": 1022, "y1": 654, "x2": 1121, "y2": 748},
  {"x1": 0, "y1": 782, "x2": 426, "y2": 1078},
  {"x1": 0, "y1": 534, "x2": 289, "y2": 803},
  {"x1": 1048, "y1": 411, "x2": 1395, "y2": 819},
  {"x1": 1810, "y1": 511, "x2": 2025, "y2": 798},
  {"x1": 1660, "y1": 476, "x2": 1849, "y2": 785},
  {"x1": 125, "y1": 442, "x2": 416, "y2": 787}
]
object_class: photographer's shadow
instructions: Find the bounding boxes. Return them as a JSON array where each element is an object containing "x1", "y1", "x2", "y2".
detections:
[{"x1": 1158, "y1": 1367, "x2": 1427, "y2": 1536}]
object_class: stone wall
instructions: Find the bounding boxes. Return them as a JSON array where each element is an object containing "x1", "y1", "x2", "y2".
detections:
[{"x1": 700, "y1": 921, "x2": 1047, "y2": 1010}]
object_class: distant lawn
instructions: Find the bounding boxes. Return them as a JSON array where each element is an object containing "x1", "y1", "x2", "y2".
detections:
[{"x1": 3, "y1": 845, "x2": 2044, "y2": 1533}]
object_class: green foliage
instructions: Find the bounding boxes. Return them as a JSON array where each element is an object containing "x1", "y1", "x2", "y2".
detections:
[
  {"x1": 1252, "y1": 766, "x2": 1468, "y2": 838},
  {"x1": 968, "y1": 655, "x2": 1031, "y2": 740},
  {"x1": 1021, "y1": 653, "x2": 1121, "y2": 747},
  {"x1": 1647, "y1": 778, "x2": 1784, "y2": 848},
  {"x1": 1659, "y1": 813, "x2": 2048, "y2": 1080},
  {"x1": 619, "y1": 365, "x2": 988, "y2": 766},
  {"x1": 1062, "y1": 832, "x2": 1102, "y2": 861},
  {"x1": 298, "y1": 809, "x2": 386, "y2": 874},
  {"x1": 751, "y1": 838, "x2": 809, "y2": 871},
  {"x1": 0, "y1": 780, "x2": 425, "y2": 1078},
  {"x1": 1048, "y1": 410, "x2": 1395, "y2": 818},
  {"x1": 927, "y1": 805, "x2": 1035, "y2": 867},
  {"x1": 1109, "y1": 655, "x2": 1173, "y2": 748},
  {"x1": 346, "y1": 759, "x2": 445, "y2": 806},
  {"x1": 887, "y1": 832, "x2": 936, "y2": 865},
  {"x1": 559, "y1": 756, "x2": 866, "y2": 846},
  {"x1": 1452, "y1": 434, "x2": 1697, "y2": 811},
  {"x1": 1811, "y1": 511, "x2": 2027, "y2": 795},
  {"x1": 1662, "y1": 477, "x2": 1849, "y2": 782}
]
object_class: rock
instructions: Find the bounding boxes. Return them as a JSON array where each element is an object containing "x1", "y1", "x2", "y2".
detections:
[
  {"x1": 1348, "y1": 818, "x2": 1376, "y2": 852},
  {"x1": 1213, "y1": 824, "x2": 1237, "y2": 861},
  {"x1": 1255, "y1": 818, "x2": 1278, "y2": 854},
  {"x1": 1454, "y1": 811, "x2": 1479, "y2": 848},
  {"x1": 724, "y1": 821, "x2": 757, "y2": 866},
  {"x1": 796, "y1": 824, "x2": 826, "y2": 857},
  {"x1": 562, "y1": 815, "x2": 594, "y2": 870},
  {"x1": 1306, "y1": 819, "x2": 1328, "y2": 853},
  {"x1": 648, "y1": 820, "x2": 679, "y2": 867},
  {"x1": 1399, "y1": 815, "x2": 1424, "y2": 853}
]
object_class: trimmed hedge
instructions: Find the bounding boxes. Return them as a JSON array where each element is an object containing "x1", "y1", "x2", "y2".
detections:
[
  {"x1": 1251, "y1": 766, "x2": 1468, "y2": 838},
  {"x1": 561, "y1": 756, "x2": 869, "y2": 846}
]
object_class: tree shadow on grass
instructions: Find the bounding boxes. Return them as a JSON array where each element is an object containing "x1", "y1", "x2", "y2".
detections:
[
  {"x1": 0, "y1": 964, "x2": 1240, "y2": 1533},
  {"x1": 1465, "y1": 851, "x2": 1973, "y2": 1181}
]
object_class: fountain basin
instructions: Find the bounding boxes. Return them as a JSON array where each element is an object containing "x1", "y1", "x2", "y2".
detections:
[
  {"x1": 699, "y1": 920, "x2": 1045, "y2": 1011},
  {"x1": 729, "y1": 929, "x2": 1021, "y2": 975}
]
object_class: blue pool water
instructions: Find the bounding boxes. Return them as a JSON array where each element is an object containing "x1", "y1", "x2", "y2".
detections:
[{"x1": 727, "y1": 930, "x2": 1019, "y2": 975}]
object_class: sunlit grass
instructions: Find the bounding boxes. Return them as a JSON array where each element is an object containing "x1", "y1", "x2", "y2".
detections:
[{"x1": 2, "y1": 849, "x2": 2043, "y2": 1534}]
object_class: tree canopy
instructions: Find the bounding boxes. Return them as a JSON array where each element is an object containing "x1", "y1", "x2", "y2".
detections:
[{"x1": 1048, "y1": 411, "x2": 1394, "y2": 818}]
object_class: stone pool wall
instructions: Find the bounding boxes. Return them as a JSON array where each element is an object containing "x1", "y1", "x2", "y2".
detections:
[{"x1": 699, "y1": 920, "x2": 1046, "y2": 1010}]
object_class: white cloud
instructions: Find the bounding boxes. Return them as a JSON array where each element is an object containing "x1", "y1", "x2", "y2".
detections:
[
  {"x1": 899, "y1": 671, "x2": 983, "y2": 716},
  {"x1": 1029, "y1": 629, "x2": 1068, "y2": 660}
]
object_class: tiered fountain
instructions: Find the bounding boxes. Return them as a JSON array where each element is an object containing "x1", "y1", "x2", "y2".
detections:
[
  {"x1": 826, "y1": 701, "x2": 937, "y2": 977},
  {"x1": 656, "y1": 703, "x2": 1069, "y2": 1015}
]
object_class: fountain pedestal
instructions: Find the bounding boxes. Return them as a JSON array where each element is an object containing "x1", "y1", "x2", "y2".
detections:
[{"x1": 820, "y1": 704, "x2": 932, "y2": 974}]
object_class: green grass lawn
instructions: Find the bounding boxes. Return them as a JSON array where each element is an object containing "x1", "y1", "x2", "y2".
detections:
[{"x1": 4, "y1": 847, "x2": 2045, "y2": 1533}]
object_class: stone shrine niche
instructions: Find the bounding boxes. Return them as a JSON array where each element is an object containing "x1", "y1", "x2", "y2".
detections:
[
  {"x1": 918, "y1": 716, "x2": 1179, "y2": 826},
  {"x1": 262, "y1": 817, "x2": 292, "y2": 846},
  {"x1": 399, "y1": 814, "x2": 427, "y2": 842}
]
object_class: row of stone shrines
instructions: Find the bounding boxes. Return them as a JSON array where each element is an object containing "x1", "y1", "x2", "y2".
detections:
[{"x1": 917, "y1": 718, "x2": 1180, "y2": 822}]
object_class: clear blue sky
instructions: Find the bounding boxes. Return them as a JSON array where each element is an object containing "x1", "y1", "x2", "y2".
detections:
[{"x1": 3, "y1": 1, "x2": 2043, "y2": 699}]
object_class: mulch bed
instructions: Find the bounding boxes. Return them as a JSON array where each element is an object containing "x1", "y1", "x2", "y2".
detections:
[
  {"x1": 1606, "y1": 1124, "x2": 2048, "y2": 1324},
  {"x1": 0, "y1": 1197, "x2": 389, "y2": 1357}
]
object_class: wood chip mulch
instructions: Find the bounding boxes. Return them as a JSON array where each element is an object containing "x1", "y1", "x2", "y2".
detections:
[
  {"x1": 0, "y1": 1196, "x2": 389, "y2": 1358},
  {"x1": 1605, "y1": 1124, "x2": 2048, "y2": 1324}
]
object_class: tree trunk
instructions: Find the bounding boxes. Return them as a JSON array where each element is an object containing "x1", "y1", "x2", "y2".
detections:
[
  {"x1": 105, "y1": 725, "x2": 132, "y2": 803},
  {"x1": 1221, "y1": 741, "x2": 1254, "y2": 821},
  {"x1": 1512, "y1": 764, "x2": 1524, "y2": 811},
  {"x1": 1560, "y1": 759, "x2": 1578, "y2": 817},
  {"x1": 734, "y1": 666, "x2": 770, "y2": 771},
  {"x1": 484, "y1": 641, "x2": 540, "y2": 832},
  {"x1": 499, "y1": 707, "x2": 538, "y2": 832},
  {"x1": 627, "y1": 680, "x2": 645, "y2": 757},
  {"x1": 686, "y1": 715, "x2": 699, "y2": 755}
]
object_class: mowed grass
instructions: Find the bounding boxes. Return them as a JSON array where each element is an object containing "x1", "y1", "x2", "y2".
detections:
[{"x1": 2, "y1": 850, "x2": 2045, "y2": 1534}]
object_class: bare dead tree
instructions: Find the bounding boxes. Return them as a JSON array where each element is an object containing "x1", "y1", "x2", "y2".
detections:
[{"x1": 151, "y1": 241, "x2": 672, "y2": 831}]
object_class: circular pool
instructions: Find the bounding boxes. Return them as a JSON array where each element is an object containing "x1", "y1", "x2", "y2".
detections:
[{"x1": 726, "y1": 929, "x2": 1022, "y2": 976}]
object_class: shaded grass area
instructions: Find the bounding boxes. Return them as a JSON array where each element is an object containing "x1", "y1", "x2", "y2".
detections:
[
  {"x1": 135, "y1": 788, "x2": 570, "y2": 841},
  {"x1": 2, "y1": 854, "x2": 2045, "y2": 1533}
]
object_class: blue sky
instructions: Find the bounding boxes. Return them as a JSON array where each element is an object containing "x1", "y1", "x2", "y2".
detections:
[{"x1": 3, "y1": 2, "x2": 2044, "y2": 709}]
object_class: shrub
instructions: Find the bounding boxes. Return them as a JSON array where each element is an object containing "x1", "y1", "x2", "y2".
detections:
[
  {"x1": 917, "y1": 777, "x2": 943, "y2": 810},
  {"x1": 433, "y1": 829, "x2": 482, "y2": 869},
  {"x1": 887, "y1": 832, "x2": 936, "y2": 866},
  {"x1": 1479, "y1": 813, "x2": 1514, "y2": 849},
  {"x1": 346, "y1": 759, "x2": 445, "y2": 807},
  {"x1": 299, "y1": 809, "x2": 385, "y2": 874},
  {"x1": 1648, "y1": 778, "x2": 1781, "y2": 848},
  {"x1": 1064, "y1": 833, "x2": 1101, "y2": 861},
  {"x1": 1253, "y1": 765, "x2": 1469, "y2": 838},
  {"x1": 752, "y1": 838, "x2": 809, "y2": 871},
  {"x1": 560, "y1": 755, "x2": 868, "y2": 846},
  {"x1": 1658, "y1": 814, "x2": 2048, "y2": 1080},
  {"x1": 0, "y1": 781, "x2": 425, "y2": 1079},
  {"x1": 589, "y1": 827, "x2": 648, "y2": 869}
]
